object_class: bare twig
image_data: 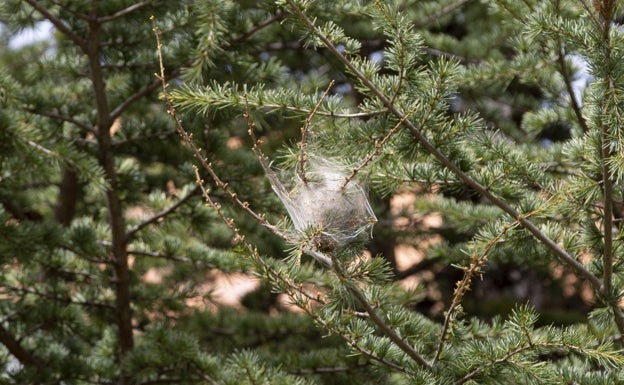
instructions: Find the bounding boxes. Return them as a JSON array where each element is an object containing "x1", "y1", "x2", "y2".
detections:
[
  {"x1": 341, "y1": 101, "x2": 419, "y2": 190},
  {"x1": 151, "y1": 17, "x2": 288, "y2": 242},
  {"x1": 433, "y1": 220, "x2": 518, "y2": 364},
  {"x1": 298, "y1": 80, "x2": 335, "y2": 184}
]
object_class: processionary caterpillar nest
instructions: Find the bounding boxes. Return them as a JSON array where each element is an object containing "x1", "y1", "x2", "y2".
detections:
[{"x1": 260, "y1": 155, "x2": 377, "y2": 254}]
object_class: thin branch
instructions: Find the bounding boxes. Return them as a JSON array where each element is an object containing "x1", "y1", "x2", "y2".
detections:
[
  {"x1": 330, "y1": 254, "x2": 432, "y2": 369},
  {"x1": 289, "y1": 362, "x2": 369, "y2": 375},
  {"x1": 0, "y1": 284, "x2": 115, "y2": 309},
  {"x1": 601, "y1": 116, "x2": 615, "y2": 297},
  {"x1": 555, "y1": 39, "x2": 588, "y2": 132},
  {"x1": 298, "y1": 80, "x2": 335, "y2": 184},
  {"x1": 300, "y1": 292, "x2": 414, "y2": 374},
  {"x1": 0, "y1": 323, "x2": 44, "y2": 370},
  {"x1": 453, "y1": 343, "x2": 534, "y2": 385},
  {"x1": 414, "y1": 0, "x2": 471, "y2": 28},
  {"x1": 434, "y1": 221, "x2": 517, "y2": 364},
  {"x1": 110, "y1": 67, "x2": 181, "y2": 121},
  {"x1": 284, "y1": 0, "x2": 603, "y2": 291},
  {"x1": 23, "y1": 0, "x2": 86, "y2": 49},
  {"x1": 341, "y1": 101, "x2": 418, "y2": 190},
  {"x1": 98, "y1": 0, "x2": 153, "y2": 23},
  {"x1": 127, "y1": 249, "x2": 192, "y2": 264},
  {"x1": 151, "y1": 17, "x2": 289, "y2": 243},
  {"x1": 225, "y1": 11, "x2": 287, "y2": 47},
  {"x1": 125, "y1": 186, "x2": 199, "y2": 241},
  {"x1": 26, "y1": 109, "x2": 94, "y2": 133},
  {"x1": 112, "y1": 129, "x2": 178, "y2": 147}
]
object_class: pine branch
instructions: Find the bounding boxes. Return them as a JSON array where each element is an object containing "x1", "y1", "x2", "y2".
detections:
[
  {"x1": 85, "y1": 16, "x2": 134, "y2": 371},
  {"x1": 283, "y1": 0, "x2": 603, "y2": 291},
  {"x1": 414, "y1": 0, "x2": 472, "y2": 28},
  {"x1": 330, "y1": 254, "x2": 432, "y2": 369},
  {"x1": 110, "y1": 67, "x2": 181, "y2": 122},
  {"x1": 595, "y1": 1, "x2": 624, "y2": 335},
  {"x1": 298, "y1": 80, "x2": 335, "y2": 185},
  {"x1": 26, "y1": 108, "x2": 94, "y2": 133},
  {"x1": 225, "y1": 11, "x2": 287, "y2": 47},
  {"x1": 341, "y1": 101, "x2": 418, "y2": 190},
  {"x1": 601, "y1": 116, "x2": 615, "y2": 296},
  {"x1": 0, "y1": 284, "x2": 115, "y2": 309},
  {"x1": 299, "y1": 291, "x2": 415, "y2": 375},
  {"x1": 97, "y1": 0, "x2": 153, "y2": 23},
  {"x1": 434, "y1": 221, "x2": 518, "y2": 364},
  {"x1": 112, "y1": 129, "x2": 178, "y2": 147},
  {"x1": 23, "y1": 0, "x2": 86, "y2": 49},
  {"x1": 0, "y1": 323, "x2": 44, "y2": 370},
  {"x1": 453, "y1": 343, "x2": 534, "y2": 385},
  {"x1": 152, "y1": 17, "x2": 290, "y2": 243},
  {"x1": 556, "y1": 43, "x2": 588, "y2": 132},
  {"x1": 125, "y1": 186, "x2": 199, "y2": 241},
  {"x1": 288, "y1": 362, "x2": 369, "y2": 374}
]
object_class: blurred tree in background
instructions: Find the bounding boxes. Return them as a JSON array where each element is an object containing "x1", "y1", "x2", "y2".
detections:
[{"x1": 1, "y1": 0, "x2": 624, "y2": 384}]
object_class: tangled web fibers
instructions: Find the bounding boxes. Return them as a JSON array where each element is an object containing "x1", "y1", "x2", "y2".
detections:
[{"x1": 263, "y1": 156, "x2": 377, "y2": 252}]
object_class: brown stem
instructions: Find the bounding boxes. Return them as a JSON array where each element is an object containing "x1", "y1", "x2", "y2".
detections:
[
  {"x1": 595, "y1": 0, "x2": 624, "y2": 335},
  {"x1": 23, "y1": 0, "x2": 86, "y2": 49},
  {"x1": 557, "y1": 50, "x2": 588, "y2": 133},
  {"x1": 54, "y1": 169, "x2": 80, "y2": 226},
  {"x1": 125, "y1": 186, "x2": 199, "y2": 241},
  {"x1": 97, "y1": 0, "x2": 153, "y2": 23},
  {"x1": 85, "y1": 18, "x2": 134, "y2": 372},
  {"x1": 0, "y1": 323, "x2": 44, "y2": 370},
  {"x1": 330, "y1": 255, "x2": 431, "y2": 369}
]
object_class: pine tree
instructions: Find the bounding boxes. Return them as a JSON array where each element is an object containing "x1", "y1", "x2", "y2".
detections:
[{"x1": 1, "y1": 1, "x2": 624, "y2": 385}]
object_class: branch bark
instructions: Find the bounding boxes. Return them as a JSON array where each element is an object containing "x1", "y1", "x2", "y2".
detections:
[
  {"x1": 22, "y1": 0, "x2": 86, "y2": 49},
  {"x1": 330, "y1": 254, "x2": 432, "y2": 369},
  {"x1": 0, "y1": 323, "x2": 43, "y2": 370},
  {"x1": 84, "y1": 17, "x2": 134, "y2": 376},
  {"x1": 54, "y1": 169, "x2": 80, "y2": 226},
  {"x1": 125, "y1": 186, "x2": 199, "y2": 241}
]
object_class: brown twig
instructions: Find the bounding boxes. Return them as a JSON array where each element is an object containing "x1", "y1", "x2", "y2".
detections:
[
  {"x1": 298, "y1": 80, "x2": 335, "y2": 184},
  {"x1": 433, "y1": 220, "x2": 519, "y2": 364},
  {"x1": 0, "y1": 323, "x2": 43, "y2": 370},
  {"x1": 341, "y1": 101, "x2": 419, "y2": 190},
  {"x1": 330, "y1": 254, "x2": 432, "y2": 369},
  {"x1": 414, "y1": 0, "x2": 472, "y2": 28},
  {"x1": 125, "y1": 186, "x2": 199, "y2": 241},
  {"x1": 151, "y1": 16, "x2": 287, "y2": 242}
]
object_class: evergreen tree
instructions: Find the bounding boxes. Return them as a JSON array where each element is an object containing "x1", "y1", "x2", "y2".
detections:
[{"x1": 1, "y1": 0, "x2": 624, "y2": 384}]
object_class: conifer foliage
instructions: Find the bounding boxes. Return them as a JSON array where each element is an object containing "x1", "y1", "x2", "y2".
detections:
[{"x1": 1, "y1": 0, "x2": 624, "y2": 384}]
